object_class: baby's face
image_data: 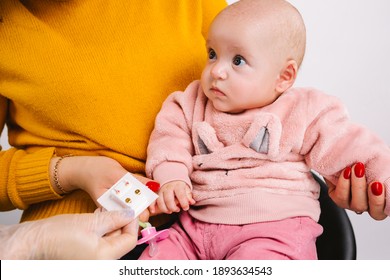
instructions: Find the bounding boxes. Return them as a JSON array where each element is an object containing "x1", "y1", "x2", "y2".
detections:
[{"x1": 201, "y1": 14, "x2": 285, "y2": 114}]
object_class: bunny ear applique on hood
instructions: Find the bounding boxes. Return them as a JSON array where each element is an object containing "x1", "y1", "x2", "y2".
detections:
[
  {"x1": 193, "y1": 122, "x2": 224, "y2": 155},
  {"x1": 193, "y1": 113, "x2": 282, "y2": 158},
  {"x1": 242, "y1": 113, "x2": 282, "y2": 158},
  {"x1": 249, "y1": 126, "x2": 269, "y2": 154}
]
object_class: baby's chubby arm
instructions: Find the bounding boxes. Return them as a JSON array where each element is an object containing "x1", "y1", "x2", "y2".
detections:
[{"x1": 149, "y1": 181, "x2": 195, "y2": 214}]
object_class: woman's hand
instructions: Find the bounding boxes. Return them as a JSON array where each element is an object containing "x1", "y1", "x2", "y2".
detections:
[
  {"x1": 50, "y1": 156, "x2": 158, "y2": 223},
  {"x1": 326, "y1": 162, "x2": 387, "y2": 220},
  {"x1": 0, "y1": 210, "x2": 138, "y2": 259},
  {"x1": 51, "y1": 156, "x2": 128, "y2": 201}
]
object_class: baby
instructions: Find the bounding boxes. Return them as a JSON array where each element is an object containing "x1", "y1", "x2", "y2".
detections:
[{"x1": 141, "y1": 0, "x2": 390, "y2": 259}]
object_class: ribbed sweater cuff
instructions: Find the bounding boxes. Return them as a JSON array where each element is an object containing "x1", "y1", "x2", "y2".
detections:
[
  {"x1": 20, "y1": 191, "x2": 97, "y2": 222},
  {"x1": 152, "y1": 162, "x2": 192, "y2": 189},
  {"x1": 12, "y1": 148, "x2": 60, "y2": 209}
]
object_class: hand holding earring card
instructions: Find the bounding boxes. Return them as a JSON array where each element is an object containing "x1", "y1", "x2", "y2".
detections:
[
  {"x1": 97, "y1": 173, "x2": 158, "y2": 217},
  {"x1": 98, "y1": 173, "x2": 169, "y2": 257}
]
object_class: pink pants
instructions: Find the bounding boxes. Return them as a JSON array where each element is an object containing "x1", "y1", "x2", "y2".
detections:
[{"x1": 139, "y1": 212, "x2": 323, "y2": 260}]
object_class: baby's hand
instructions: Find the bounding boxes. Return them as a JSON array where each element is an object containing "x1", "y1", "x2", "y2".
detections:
[{"x1": 153, "y1": 181, "x2": 195, "y2": 214}]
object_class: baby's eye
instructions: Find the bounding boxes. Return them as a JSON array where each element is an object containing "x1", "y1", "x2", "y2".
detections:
[
  {"x1": 233, "y1": 55, "x2": 246, "y2": 66},
  {"x1": 208, "y1": 49, "x2": 217, "y2": 60}
]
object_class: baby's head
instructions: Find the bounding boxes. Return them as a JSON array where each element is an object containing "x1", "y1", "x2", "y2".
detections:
[{"x1": 201, "y1": 0, "x2": 306, "y2": 113}]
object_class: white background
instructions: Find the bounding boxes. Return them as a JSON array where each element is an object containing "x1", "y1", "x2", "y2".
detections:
[{"x1": 1, "y1": 0, "x2": 389, "y2": 259}]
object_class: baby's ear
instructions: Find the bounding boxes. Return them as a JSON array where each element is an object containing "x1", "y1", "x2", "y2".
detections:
[{"x1": 275, "y1": 60, "x2": 298, "y2": 93}]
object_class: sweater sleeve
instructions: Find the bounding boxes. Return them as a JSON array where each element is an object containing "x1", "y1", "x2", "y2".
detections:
[
  {"x1": 146, "y1": 81, "x2": 201, "y2": 186},
  {"x1": 300, "y1": 90, "x2": 390, "y2": 215},
  {"x1": 0, "y1": 97, "x2": 61, "y2": 211}
]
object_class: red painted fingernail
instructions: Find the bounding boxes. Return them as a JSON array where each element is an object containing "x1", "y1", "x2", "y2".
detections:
[
  {"x1": 354, "y1": 162, "x2": 365, "y2": 178},
  {"x1": 371, "y1": 182, "x2": 383, "y2": 196},
  {"x1": 146, "y1": 181, "x2": 160, "y2": 192},
  {"x1": 343, "y1": 166, "x2": 352, "y2": 179}
]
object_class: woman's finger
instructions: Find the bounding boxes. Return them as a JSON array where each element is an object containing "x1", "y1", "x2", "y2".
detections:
[
  {"x1": 327, "y1": 167, "x2": 352, "y2": 209},
  {"x1": 350, "y1": 162, "x2": 368, "y2": 213},
  {"x1": 367, "y1": 181, "x2": 387, "y2": 220},
  {"x1": 132, "y1": 174, "x2": 161, "y2": 192}
]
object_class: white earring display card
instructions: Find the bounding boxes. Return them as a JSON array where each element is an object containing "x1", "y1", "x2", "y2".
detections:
[{"x1": 97, "y1": 173, "x2": 158, "y2": 217}]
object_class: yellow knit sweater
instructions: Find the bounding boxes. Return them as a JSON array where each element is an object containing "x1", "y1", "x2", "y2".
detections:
[{"x1": 0, "y1": 0, "x2": 226, "y2": 221}]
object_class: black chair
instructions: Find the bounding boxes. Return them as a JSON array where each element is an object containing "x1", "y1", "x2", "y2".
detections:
[{"x1": 313, "y1": 172, "x2": 357, "y2": 259}]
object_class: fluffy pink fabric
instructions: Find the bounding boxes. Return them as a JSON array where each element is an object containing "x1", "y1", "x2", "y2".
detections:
[{"x1": 146, "y1": 80, "x2": 390, "y2": 223}]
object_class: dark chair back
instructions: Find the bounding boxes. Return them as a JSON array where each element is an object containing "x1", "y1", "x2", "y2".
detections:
[{"x1": 313, "y1": 172, "x2": 357, "y2": 259}]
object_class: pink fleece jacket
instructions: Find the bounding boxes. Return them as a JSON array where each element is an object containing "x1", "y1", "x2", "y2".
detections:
[{"x1": 146, "y1": 80, "x2": 390, "y2": 224}]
